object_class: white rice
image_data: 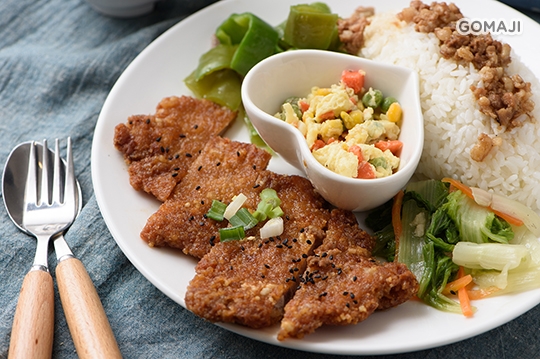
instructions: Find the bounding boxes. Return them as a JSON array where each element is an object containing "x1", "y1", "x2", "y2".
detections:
[{"x1": 360, "y1": 13, "x2": 540, "y2": 212}]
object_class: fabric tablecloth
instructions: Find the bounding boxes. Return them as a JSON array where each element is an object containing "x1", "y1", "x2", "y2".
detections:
[{"x1": 1, "y1": 0, "x2": 540, "y2": 358}]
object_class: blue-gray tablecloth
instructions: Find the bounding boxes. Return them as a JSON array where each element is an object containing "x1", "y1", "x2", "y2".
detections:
[{"x1": 1, "y1": 0, "x2": 540, "y2": 358}]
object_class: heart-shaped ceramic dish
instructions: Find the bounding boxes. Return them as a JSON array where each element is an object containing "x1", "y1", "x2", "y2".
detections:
[{"x1": 242, "y1": 49, "x2": 424, "y2": 211}]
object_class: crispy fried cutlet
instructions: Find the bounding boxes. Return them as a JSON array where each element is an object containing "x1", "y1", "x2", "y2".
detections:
[
  {"x1": 140, "y1": 136, "x2": 272, "y2": 259},
  {"x1": 113, "y1": 96, "x2": 237, "y2": 201},
  {"x1": 184, "y1": 226, "x2": 325, "y2": 329},
  {"x1": 277, "y1": 209, "x2": 419, "y2": 341}
]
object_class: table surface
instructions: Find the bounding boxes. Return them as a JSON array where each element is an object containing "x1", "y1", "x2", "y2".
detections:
[{"x1": 1, "y1": 1, "x2": 539, "y2": 358}]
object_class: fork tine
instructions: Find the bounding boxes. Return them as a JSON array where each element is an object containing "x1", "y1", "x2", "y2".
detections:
[
  {"x1": 52, "y1": 139, "x2": 62, "y2": 204},
  {"x1": 40, "y1": 139, "x2": 50, "y2": 206},
  {"x1": 64, "y1": 137, "x2": 76, "y2": 208},
  {"x1": 24, "y1": 141, "x2": 38, "y2": 206}
]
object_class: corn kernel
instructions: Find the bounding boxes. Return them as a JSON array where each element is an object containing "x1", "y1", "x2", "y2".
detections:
[
  {"x1": 386, "y1": 102, "x2": 402, "y2": 123},
  {"x1": 315, "y1": 87, "x2": 331, "y2": 96},
  {"x1": 341, "y1": 110, "x2": 364, "y2": 130}
]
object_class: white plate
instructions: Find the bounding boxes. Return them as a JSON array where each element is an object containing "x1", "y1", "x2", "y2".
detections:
[{"x1": 91, "y1": 0, "x2": 540, "y2": 355}]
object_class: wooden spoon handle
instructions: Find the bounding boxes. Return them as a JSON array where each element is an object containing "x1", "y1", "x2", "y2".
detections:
[
  {"x1": 56, "y1": 257, "x2": 122, "y2": 359},
  {"x1": 8, "y1": 269, "x2": 54, "y2": 359}
]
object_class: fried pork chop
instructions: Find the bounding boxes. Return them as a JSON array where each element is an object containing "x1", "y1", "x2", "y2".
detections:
[
  {"x1": 277, "y1": 210, "x2": 419, "y2": 341},
  {"x1": 185, "y1": 226, "x2": 325, "y2": 328},
  {"x1": 113, "y1": 96, "x2": 237, "y2": 201},
  {"x1": 140, "y1": 136, "x2": 273, "y2": 259}
]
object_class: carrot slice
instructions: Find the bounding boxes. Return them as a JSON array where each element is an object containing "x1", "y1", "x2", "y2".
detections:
[
  {"x1": 454, "y1": 267, "x2": 474, "y2": 317},
  {"x1": 442, "y1": 274, "x2": 473, "y2": 296},
  {"x1": 442, "y1": 177, "x2": 473, "y2": 198},
  {"x1": 441, "y1": 178, "x2": 523, "y2": 226}
]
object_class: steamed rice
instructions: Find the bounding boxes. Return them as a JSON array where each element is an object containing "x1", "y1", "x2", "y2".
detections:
[{"x1": 360, "y1": 13, "x2": 540, "y2": 212}]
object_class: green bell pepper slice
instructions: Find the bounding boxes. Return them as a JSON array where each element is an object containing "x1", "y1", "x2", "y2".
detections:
[
  {"x1": 185, "y1": 68, "x2": 242, "y2": 111},
  {"x1": 283, "y1": 3, "x2": 339, "y2": 50},
  {"x1": 216, "y1": 12, "x2": 279, "y2": 77}
]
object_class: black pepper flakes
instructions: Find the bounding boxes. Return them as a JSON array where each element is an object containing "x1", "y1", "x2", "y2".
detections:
[
  {"x1": 319, "y1": 292, "x2": 327, "y2": 297},
  {"x1": 156, "y1": 136, "x2": 161, "y2": 142},
  {"x1": 253, "y1": 184, "x2": 261, "y2": 188},
  {"x1": 193, "y1": 124, "x2": 199, "y2": 129},
  {"x1": 175, "y1": 154, "x2": 180, "y2": 159},
  {"x1": 160, "y1": 146, "x2": 165, "y2": 153},
  {"x1": 306, "y1": 239, "x2": 312, "y2": 245},
  {"x1": 179, "y1": 134, "x2": 186, "y2": 138},
  {"x1": 216, "y1": 162, "x2": 221, "y2": 167},
  {"x1": 353, "y1": 276, "x2": 357, "y2": 282},
  {"x1": 264, "y1": 264, "x2": 270, "y2": 269},
  {"x1": 197, "y1": 165, "x2": 202, "y2": 171},
  {"x1": 172, "y1": 173, "x2": 178, "y2": 177},
  {"x1": 186, "y1": 153, "x2": 192, "y2": 158},
  {"x1": 146, "y1": 118, "x2": 150, "y2": 124},
  {"x1": 195, "y1": 185, "x2": 201, "y2": 190}
]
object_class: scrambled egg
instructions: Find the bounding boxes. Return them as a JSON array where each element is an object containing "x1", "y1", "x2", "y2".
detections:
[{"x1": 276, "y1": 77, "x2": 402, "y2": 179}]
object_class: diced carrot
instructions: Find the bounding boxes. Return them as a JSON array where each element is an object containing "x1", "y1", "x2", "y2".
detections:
[
  {"x1": 442, "y1": 177, "x2": 524, "y2": 226},
  {"x1": 348, "y1": 144, "x2": 364, "y2": 162},
  {"x1": 327, "y1": 137, "x2": 337, "y2": 145},
  {"x1": 299, "y1": 100, "x2": 310, "y2": 112},
  {"x1": 311, "y1": 139, "x2": 326, "y2": 151},
  {"x1": 341, "y1": 69, "x2": 365, "y2": 94},
  {"x1": 357, "y1": 161, "x2": 376, "y2": 179},
  {"x1": 319, "y1": 111, "x2": 335, "y2": 120},
  {"x1": 392, "y1": 190, "x2": 404, "y2": 253},
  {"x1": 375, "y1": 140, "x2": 403, "y2": 156}
]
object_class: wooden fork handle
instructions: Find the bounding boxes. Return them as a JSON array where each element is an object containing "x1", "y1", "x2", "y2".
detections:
[
  {"x1": 56, "y1": 257, "x2": 122, "y2": 359},
  {"x1": 9, "y1": 269, "x2": 54, "y2": 359}
]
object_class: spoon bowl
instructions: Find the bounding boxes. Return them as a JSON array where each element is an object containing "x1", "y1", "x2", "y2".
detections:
[{"x1": 3, "y1": 141, "x2": 82, "y2": 234}]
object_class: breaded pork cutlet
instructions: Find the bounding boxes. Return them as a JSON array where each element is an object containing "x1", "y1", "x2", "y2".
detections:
[
  {"x1": 114, "y1": 96, "x2": 237, "y2": 201},
  {"x1": 140, "y1": 136, "x2": 272, "y2": 259},
  {"x1": 277, "y1": 209, "x2": 419, "y2": 341},
  {"x1": 185, "y1": 226, "x2": 325, "y2": 328},
  {"x1": 185, "y1": 173, "x2": 331, "y2": 328}
]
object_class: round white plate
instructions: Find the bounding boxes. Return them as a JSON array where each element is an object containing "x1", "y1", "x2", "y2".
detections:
[{"x1": 91, "y1": 0, "x2": 540, "y2": 355}]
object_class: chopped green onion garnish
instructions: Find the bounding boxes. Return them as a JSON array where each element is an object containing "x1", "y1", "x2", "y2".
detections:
[
  {"x1": 229, "y1": 208, "x2": 259, "y2": 230},
  {"x1": 269, "y1": 206, "x2": 284, "y2": 219},
  {"x1": 224, "y1": 193, "x2": 247, "y2": 220},
  {"x1": 260, "y1": 188, "x2": 281, "y2": 207},
  {"x1": 219, "y1": 225, "x2": 246, "y2": 242},
  {"x1": 207, "y1": 199, "x2": 227, "y2": 221}
]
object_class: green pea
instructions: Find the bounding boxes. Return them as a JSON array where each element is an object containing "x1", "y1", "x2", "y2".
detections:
[
  {"x1": 362, "y1": 88, "x2": 383, "y2": 109},
  {"x1": 381, "y1": 96, "x2": 398, "y2": 113}
]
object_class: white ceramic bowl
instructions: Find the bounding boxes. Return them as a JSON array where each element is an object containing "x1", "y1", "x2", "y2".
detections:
[{"x1": 241, "y1": 49, "x2": 423, "y2": 212}]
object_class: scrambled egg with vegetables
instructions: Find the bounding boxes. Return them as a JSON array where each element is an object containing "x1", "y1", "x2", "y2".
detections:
[{"x1": 275, "y1": 69, "x2": 403, "y2": 179}]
